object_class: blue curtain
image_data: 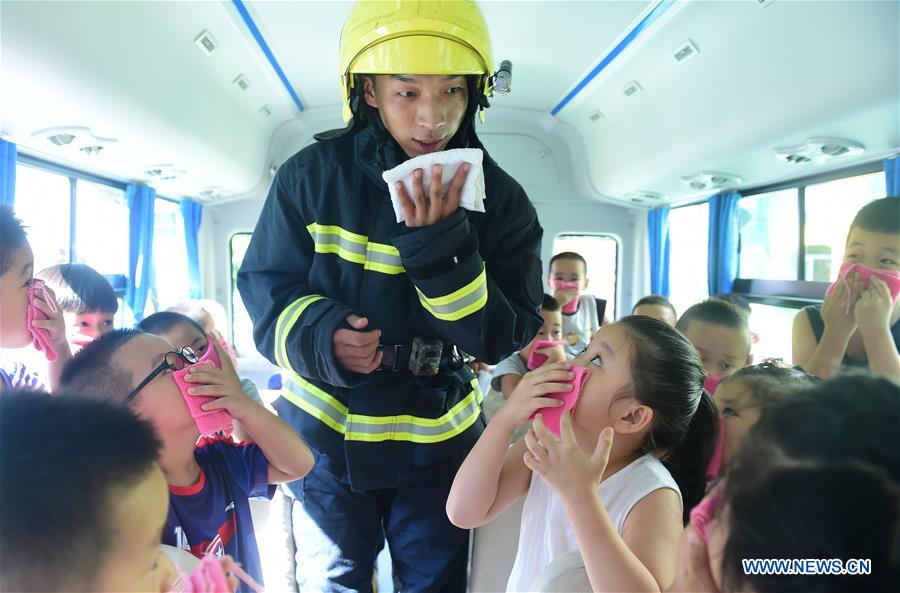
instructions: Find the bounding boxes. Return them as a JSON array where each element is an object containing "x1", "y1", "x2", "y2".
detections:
[
  {"x1": 0, "y1": 139, "x2": 17, "y2": 207},
  {"x1": 180, "y1": 199, "x2": 203, "y2": 299},
  {"x1": 707, "y1": 192, "x2": 741, "y2": 295},
  {"x1": 885, "y1": 157, "x2": 899, "y2": 196},
  {"x1": 647, "y1": 207, "x2": 671, "y2": 296},
  {"x1": 126, "y1": 183, "x2": 156, "y2": 321}
]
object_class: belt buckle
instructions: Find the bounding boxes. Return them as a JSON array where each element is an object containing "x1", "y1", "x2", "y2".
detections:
[
  {"x1": 409, "y1": 337, "x2": 443, "y2": 377},
  {"x1": 378, "y1": 344, "x2": 403, "y2": 372}
]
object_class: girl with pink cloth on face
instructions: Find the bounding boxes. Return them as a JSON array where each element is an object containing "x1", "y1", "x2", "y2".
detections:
[
  {"x1": 0, "y1": 206, "x2": 72, "y2": 392},
  {"x1": 793, "y1": 197, "x2": 900, "y2": 381}
]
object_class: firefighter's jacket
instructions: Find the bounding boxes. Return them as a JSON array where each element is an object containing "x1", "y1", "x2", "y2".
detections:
[{"x1": 237, "y1": 125, "x2": 544, "y2": 490}]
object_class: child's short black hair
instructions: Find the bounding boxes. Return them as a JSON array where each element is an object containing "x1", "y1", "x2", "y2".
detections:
[
  {"x1": 0, "y1": 391, "x2": 161, "y2": 592},
  {"x1": 36, "y1": 263, "x2": 118, "y2": 314},
  {"x1": 540, "y1": 294, "x2": 560, "y2": 313},
  {"x1": 711, "y1": 292, "x2": 751, "y2": 314},
  {"x1": 723, "y1": 373, "x2": 900, "y2": 592},
  {"x1": 676, "y1": 298, "x2": 749, "y2": 334},
  {"x1": 632, "y1": 294, "x2": 677, "y2": 317},
  {"x1": 721, "y1": 362, "x2": 817, "y2": 408},
  {"x1": 138, "y1": 311, "x2": 205, "y2": 337},
  {"x1": 59, "y1": 329, "x2": 143, "y2": 402},
  {"x1": 0, "y1": 205, "x2": 28, "y2": 276},
  {"x1": 548, "y1": 251, "x2": 587, "y2": 275},
  {"x1": 848, "y1": 196, "x2": 900, "y2": 237}
]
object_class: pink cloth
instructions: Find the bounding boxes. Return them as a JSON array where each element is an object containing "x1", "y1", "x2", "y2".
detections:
[
  {"x1": 174, "y1": 555, "x2": 264, "y2": 593},
  {"x1": 551, "y1": 280, "x2": 581, "y2": 314},
  {"x1": 526, "y1": 340, "x2": 565, "y2": 370},
  {"x1": 689, "y1": 488, "x2": 724, "y2": 542},
  {"x1": 26, "y1": 279, "x2": 57, "y2": 362},
  {"x1": 172, "y1": 334, "x2": 234, "y2": 436},
  {"x1": 530, "y1": 365, "x2": 591, "y2": 437},
  {"x1": 827, "y1": 263, "x2": 900, "y2": 314},
  {"x1": 703, "y1": 373, "x2": 723, "y2": 395}
]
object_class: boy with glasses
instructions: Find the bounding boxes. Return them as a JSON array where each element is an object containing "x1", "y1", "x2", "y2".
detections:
[{"x1": 59, "y1": 329, "x2": 314, "y2": 592}]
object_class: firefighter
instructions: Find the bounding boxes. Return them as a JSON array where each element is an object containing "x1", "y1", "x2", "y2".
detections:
[{"x1": 237, "y1": 1, "x2": 544, "y2": 590}]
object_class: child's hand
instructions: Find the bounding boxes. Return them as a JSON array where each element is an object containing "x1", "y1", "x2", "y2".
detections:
[
  {"x1": 523, "y1": 412, "x2": 613, "y2": 498},
  {"x1": 496, "y1": 362, "x2": 571, "y2": 427},
  {"x1": 665, "y1": 525, "x2": 720, "y2": 593},
  {"x1": 534, "y1": 343, "x2": 567, "y2": 366},
  {"x1": 28, "y1": 286, "x2": 72, "y2": 357},
  {"x1": 552, "y1": 286, "x2": 579, "y2": 307},
  {"x1": 821, "y1": 275, "x2": 857, "y2": 338},
  {"x1": 184, "y1": 340, "x2": 259, "y2": 420},
  {"x1": 854, "y1": 276, "x2": 895, "y2": 337}
]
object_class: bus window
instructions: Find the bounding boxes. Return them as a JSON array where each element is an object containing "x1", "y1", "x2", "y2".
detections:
[
  {"x1": 552, "y1": 234, "x2": 618, "y2": 319},
  {"x1": 230, "y1": 233, "x2": 255, "y2": 357},
  {"x1": 738, "y1": 189, "x2": 799, "y2": 281},
  {"x1": 13, "y1": 163, "x2": 71, "y2": 269},
  {"x1": 804, "y1": 171, "x2": 887, "y2": 282},
  {"x1": 151, "y1": 199, "x2": 189, "y2": 312},
  {"x1": 668, "y1": 202, "x2": 709, "y2": 317},
  {"x1": 74, "y1": 180, "x2": 129, "y2": 275}
]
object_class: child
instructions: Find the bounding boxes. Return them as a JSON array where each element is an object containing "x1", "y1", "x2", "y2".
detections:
[
  {"x1": 59, "y1": 329, "x2": 315, "y2": 591},
  {"x1": 632, "y1": 295, "x2": 677, "y2": 327},
  {"x1": 548, "y1": 252, "x2": 611, "y2": 357},
  {"x1": 792, "y1": 197, "x2": 900, "y2": 380},
  {"x1": 37, "y1": 263, "x2": 118, "y2": 350},
  {"x1": 0, "y1": 205, "x2": 71, "y2": 390},
  {"x1": 0, "y1": 391, "x2": 177, "y2": 592},
  {"x1": 447, "y1": 315, "x2": 719, "y2": 592},
  {"x1": 673, "y1": 373, "x2": 900, "y2": 593},
  {"x1": 169, "y1": 299, "x2": 240, "y2": 361},
  {"x1": 138, "y1": 311, "x2": 264, "y2": 442},
  {"x1": 490, "y1": 294, "x2": 566, "y2": 399},
  {"x1": 709, "y1": 362, "x2": 815, "y2": 477},
  {"x1": 676, "y1": 299, "x2": 753, "y2": 393}
]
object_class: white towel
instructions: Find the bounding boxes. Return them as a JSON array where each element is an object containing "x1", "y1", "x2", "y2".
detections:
[{"x1": 382, "y1": 148, "x2": 486, "y2": 224}]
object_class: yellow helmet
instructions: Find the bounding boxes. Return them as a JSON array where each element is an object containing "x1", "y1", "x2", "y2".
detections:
[{"x1": 339, "y1": 0, "x2": 495, "y2": 122}]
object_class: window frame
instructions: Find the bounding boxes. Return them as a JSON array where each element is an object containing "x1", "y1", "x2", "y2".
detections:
[
  {"x1": 229, "y1": 231, "x2": 254, "y2": 350},
  {"x1": 551, "y1": 232, "x2": 620, "y2": 319},
  {"x1": 670, "y1": 160, "x2": 887, "y2": 309},
  {"x1": 15, "y1": 153, "x2": 181, "y2": 265},
  {"x1": 15, "y1": 153, "x2": 184, "y2": 317}
]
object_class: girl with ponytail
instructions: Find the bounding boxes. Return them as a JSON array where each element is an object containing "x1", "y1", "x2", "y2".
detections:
[{"x1": 448, "y1": 315, "x2": 718, "y2": 592}]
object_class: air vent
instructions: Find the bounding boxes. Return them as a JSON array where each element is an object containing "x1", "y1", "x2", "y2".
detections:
[
  {"x1": 681, "y1": 171, "x2": 743, "y2": 191},
  {"x1": 673, "y1": 40, "x2": 699, "y2": 64},
  {"x1": 49, "y1": 134, "x2": 75, "y2": 146},
  {"x1": 194, "y1": 30, "x2": 217, "y2": 55},
  {"x1": 259, "y1": 104, "x2": 273, "y2": 118},
  {"x1": 80, "y1": 145, "x2": 103, "y2": 156},
  {"x1": 144, "y1": 165, "x2": 184, "y2": 181},
  {"x1": 589, "y1": 109, "x2": 604, "y2": 122},
  {"x1": 623, "y1": 81, "x2": 642, "y2": 97},
  {"x1": 630, "y1": 198, "x2": 645, "y2": 204},
  {"x1": 774, "y1": 137, "x2": 864, "y2": 164},
  {"x1": 233, "y1": 75, "x2": 250, "y2": 91},
  {"x1": 631, "y1": 191, "x2": 665, "y2": 202},
  {"x1": 758, "y1": 0, "x2": 776, "y2": 7},
  {"x1": 198, "y1": 187, "x2": 224, "y2": 200}
]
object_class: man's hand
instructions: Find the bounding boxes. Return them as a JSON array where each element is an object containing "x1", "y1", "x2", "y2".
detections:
[
  {"x1": 333, "y1": 314, "x2": 383, "y2": 374},
  {"x1": 396, "y1": 164, "x2": 469, "y2": 227}
]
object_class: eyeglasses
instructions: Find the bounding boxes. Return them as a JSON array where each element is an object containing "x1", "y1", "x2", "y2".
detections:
[{"x1": 124, "y1": 346, "x2": 199, "y2": 403}]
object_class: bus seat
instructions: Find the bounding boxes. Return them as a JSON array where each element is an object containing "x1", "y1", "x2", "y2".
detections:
[
  {"x1": 527, "y1": 550, "x2": 590, "y2": 593},
  {"x1": 469, "y1": 496, "x2": 525, "y2": 593}
]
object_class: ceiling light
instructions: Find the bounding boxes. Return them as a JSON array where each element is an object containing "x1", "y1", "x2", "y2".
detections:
[
  {"x1": 681, "y1": 171, "x2": 743, "y2": 191},
  {"x1": 774, "y1": 137, "x2": 864, "y2": 164},
  {"x1": 48, "y1": 134, "x2": 75, "y2": 146}
]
